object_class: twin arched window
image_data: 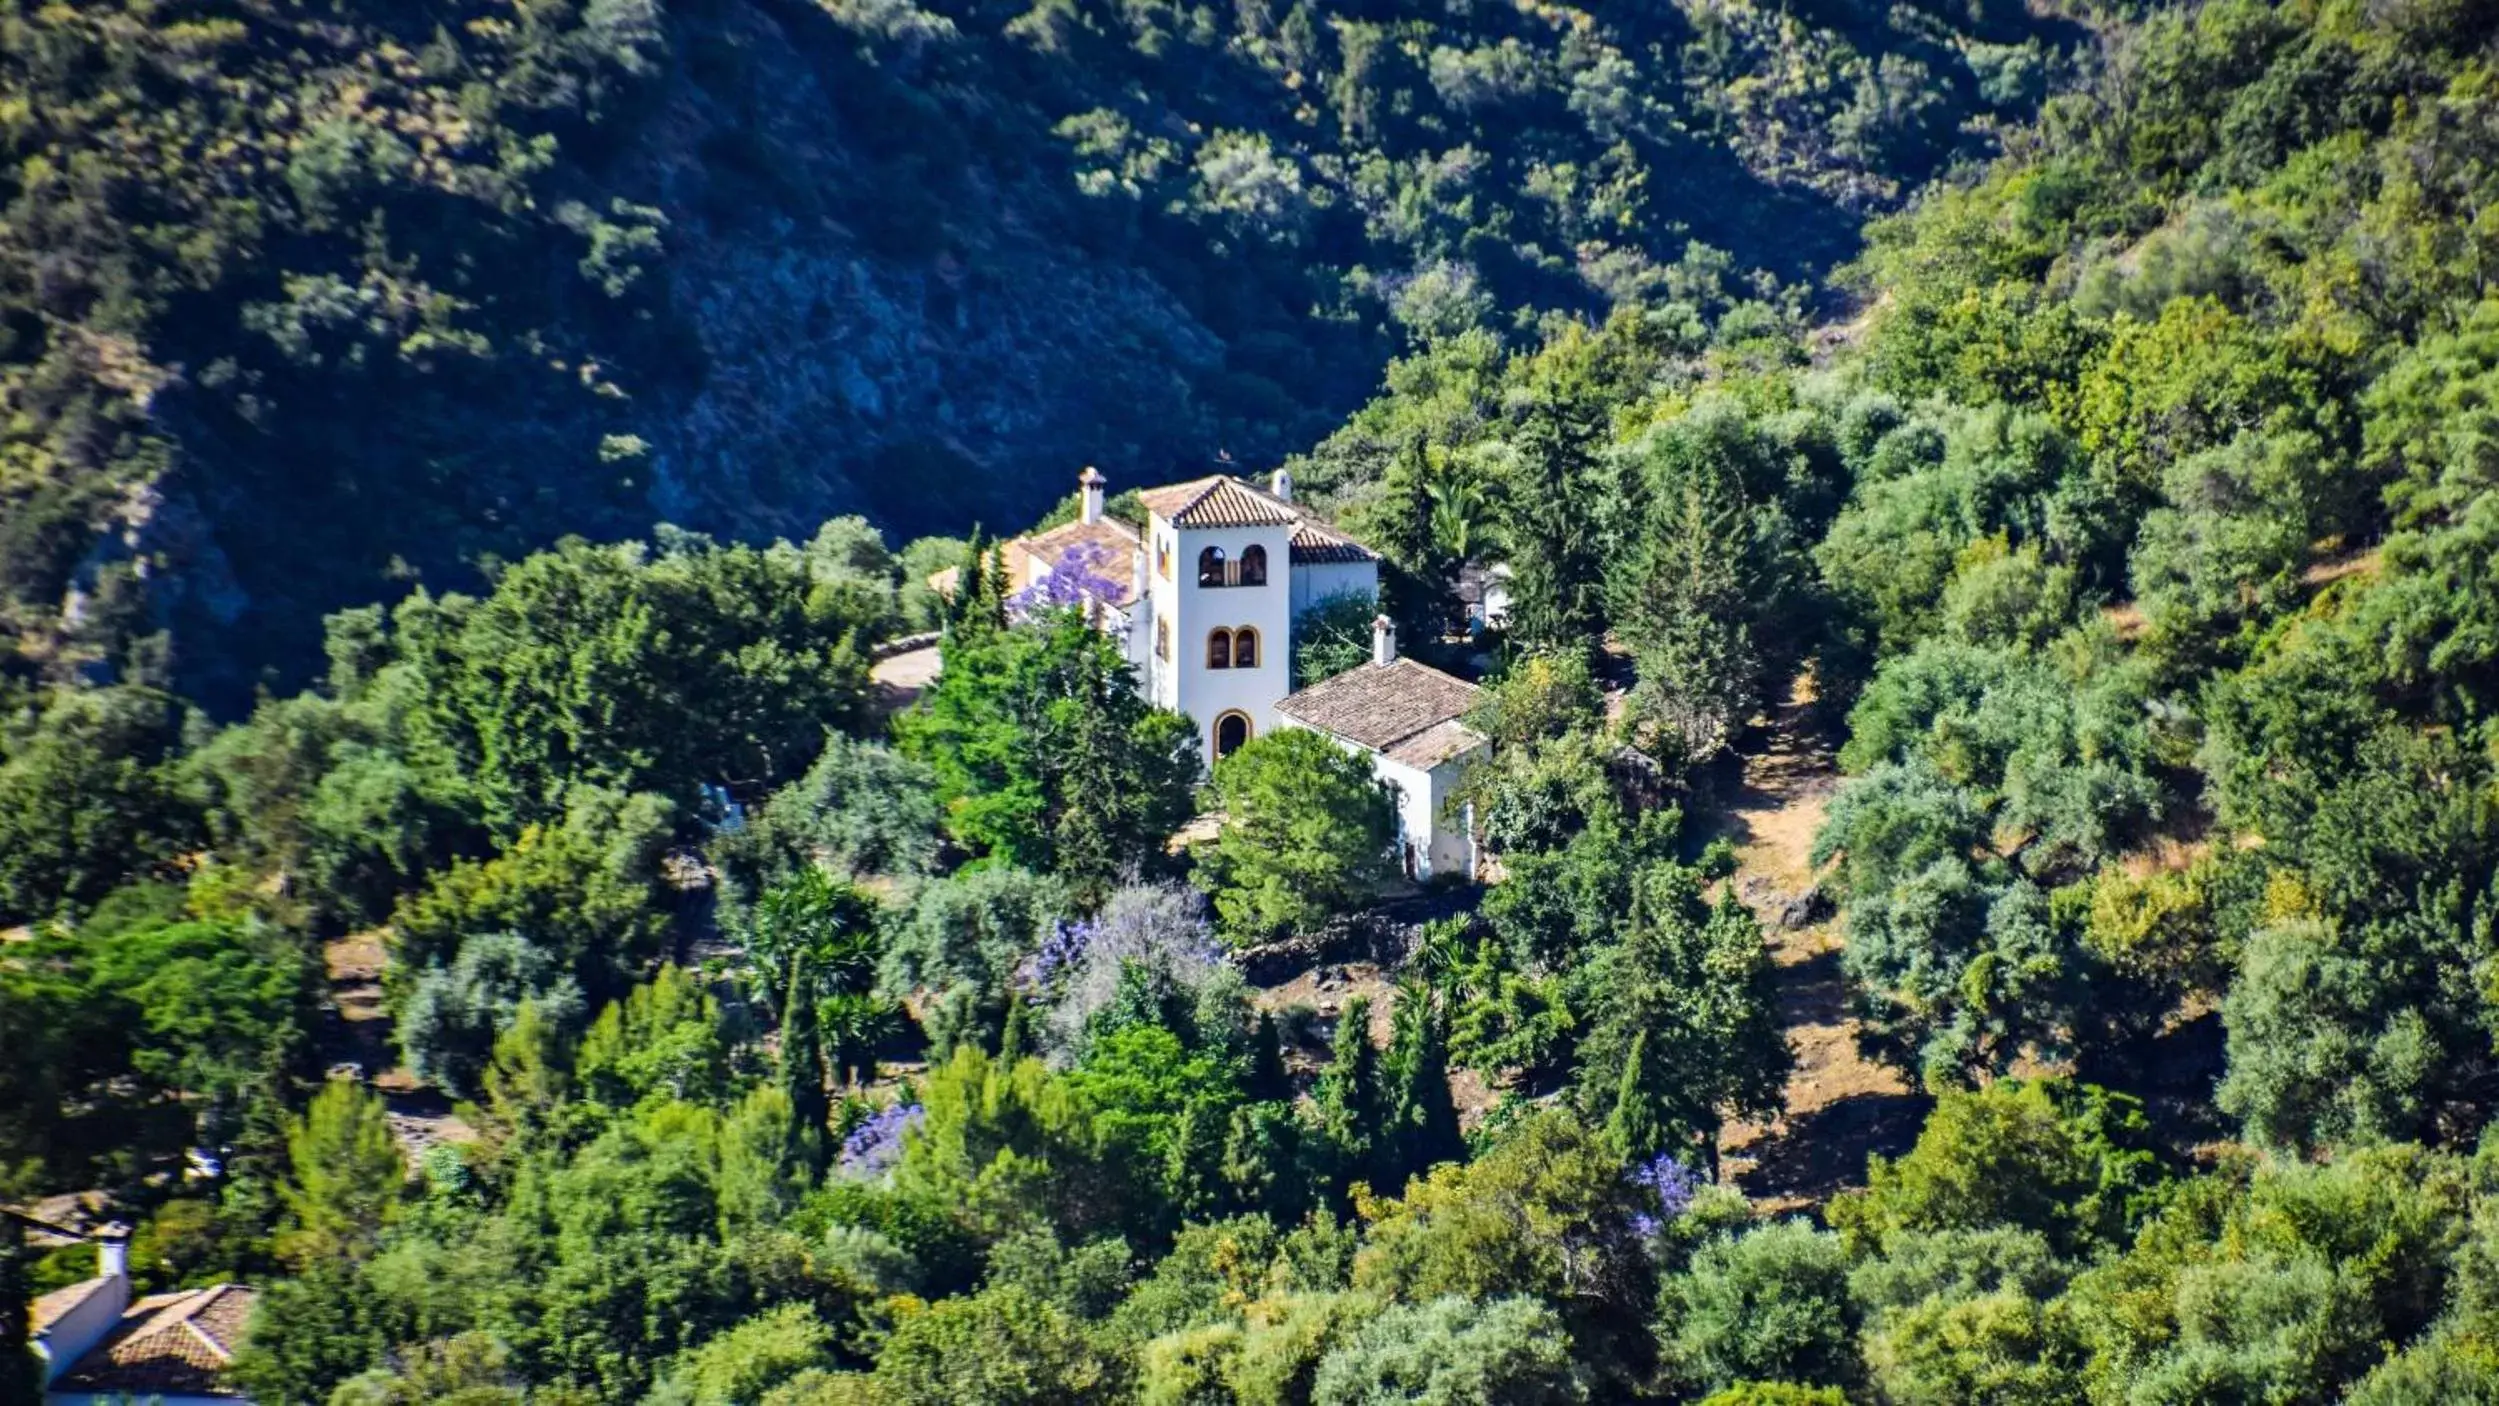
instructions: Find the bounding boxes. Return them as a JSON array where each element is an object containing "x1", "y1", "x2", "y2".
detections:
[
  {"x1": 1196, "y1": 544, "x2": 1269, "y2": 587},
  {"x1": 1206, "y1": 626, "x2": 1261, "y2": 669}
]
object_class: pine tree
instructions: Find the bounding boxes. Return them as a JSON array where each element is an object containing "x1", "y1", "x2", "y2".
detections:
[{"x1": 1315, "y1": 996, "x2": 1383, "y2": 1192}]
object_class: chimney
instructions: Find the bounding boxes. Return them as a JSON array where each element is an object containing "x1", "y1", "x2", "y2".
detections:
[
  {"x1": 1079, "y1": 466, "x2": 1107, "y2": 525},
  {"x1": 1372, "y1": 614, "x2": 1397, "y2": 667},
  {"x1": 96, "y1": 1223, "x2": 129, "y2": 1280},
  {"x1": 1270, "y1": 467, "x2": 1294, "y2": 503}
]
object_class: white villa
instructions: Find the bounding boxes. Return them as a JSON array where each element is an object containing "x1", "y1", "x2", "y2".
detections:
[{"x1": 986, "y1": 467, "x2": 1488, "y2": 879}]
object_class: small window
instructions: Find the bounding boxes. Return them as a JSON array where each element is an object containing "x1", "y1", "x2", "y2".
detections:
[
  {"x1": 1239, "y1": 544, "x2": 1268, "y2": 586},
  {"x1": 1198, "y1": 545, "x2": 1226, "y2": 587},
  {"x1": 1156, "y1": 616, "x2": 1171, "y2": 661},
  {"x1": 1232, "y1": 626, "x2": 1259, "y2": 669},
  {"x1": 1156, "y1": 538, "x2": 1173, "y2": 581},
  {"x1": 1207, "y1": 629, "x2": 1231, "y2": 669},
  {"x1": 1214, "y1": 711, "x2": 1252, "y2": 759}
]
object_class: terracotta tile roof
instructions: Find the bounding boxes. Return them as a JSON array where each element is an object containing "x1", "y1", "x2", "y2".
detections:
[
  {"x1": 1288, "y1": 518, "x2": 1378, "y2": 565},
  {"x1": 1137, "y1": 475, "x2": 1301, "y2": 529},
  {"x1": 1386, "y1": 717, "x2": 1489, "y2": 769},
  {"x1": 54, "y1": 1284, "x2": 256, "y2": 1399},
  {"x1": 32, "y1": 1276, "x2": 111, "y2": 1333},
  {"x1": 1009, "y1": 517, "x2": 1144, "y2": 605},
  {"x1": 1278, "y1": 659, "x2": 1487, "y2": 766},
  {"x1": 1134, "y1": 474, "x2": 1380, "y2": 564}
]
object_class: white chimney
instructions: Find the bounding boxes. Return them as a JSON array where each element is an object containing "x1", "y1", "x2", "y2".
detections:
[
  {"x1": 1270, "y1": 467, "x2": 1294, "y2": 502},
  {"x1": 1372, "y1": 614, "x2": 1397, "y2": 666},
  {"x1": 1079, "y1": 466, "x2": 1106, "y2": 525},
  {"x1": 96, "y1": 1224, "x2": 129, "y2": 1280}
]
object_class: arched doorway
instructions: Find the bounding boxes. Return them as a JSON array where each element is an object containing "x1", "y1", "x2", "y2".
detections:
[{"x1": 1213, "y1": 710, "x2": 1252, "y2": 760}]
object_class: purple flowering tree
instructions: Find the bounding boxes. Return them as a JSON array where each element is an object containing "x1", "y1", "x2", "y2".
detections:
[
  {"x1": 1040, "y1": 883, "x2": 1233, "y2": 1059},
  {"x1": 838, "y1": 1100, "x2": 925, "y2": 1177},
  {"x1": 1006, "y1": 540, "x2": 1128, "y2": 621},
  {"x1": 1628, "y1": 1153, "x2": 1702, "y2": 1239}
]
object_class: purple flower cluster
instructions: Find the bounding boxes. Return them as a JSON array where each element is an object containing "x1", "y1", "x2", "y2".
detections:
[
  {"x1": 1007, "y1": 542, "x2": 1129, "y2": 621},
  {"x1": 1025, "y1": 918, "x2": 1101, "y2": 991},
  {"x1": 1628, "y1": 1153, "x2": 1702, "y2": 1239},
  {"x1": 838, "y1": 1101, "x2": 924, "y2": 1176}
]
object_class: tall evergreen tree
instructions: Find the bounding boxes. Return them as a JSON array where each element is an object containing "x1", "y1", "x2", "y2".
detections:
[
  {"x1": 1249, "y1": 1010, "x2": 1292, "y2": 1103},
  {"x1": 1503, "y1": 396, "x2": 1607, "y2": 655},
  {"x1": 1315, "y1": 996, "x2": 1384, "y2": 1192},
  {"x1": 1383, "y1": 978, "x2": 1465, "y2": 1189}
]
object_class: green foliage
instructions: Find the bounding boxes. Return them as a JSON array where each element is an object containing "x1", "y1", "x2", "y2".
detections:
[
  {"x1": 1292, "y1": 592, "x2": 1381, "y2": 689},
  {"x1": 871, "y1": 1285, "x2": 1119, "y2": 1404},
  {"x1": 1570, "y1": 863, "x2": 1790, "y2": 1171},
  {"x1": 1829, "y1": 1080, "x2": 2165, "y2": 1259},
  {"x1": 1199, "y1": 730, "x2": 1395, "y2": 941},
  {"x1": 0, "y1": 686, "x2": 193, "y2": 923},
  {"x1": 388, "y1": 786, "x2": 674, "y2": 1000},
  {"x1": 1655, "y1": 1221, "x2": 1859, "y2": 1397},
  {"x1": 399, "y1": 932, "x2": 586, "y2": 1099},
  {"x1": 1309, "y1": 1294, "x2": 1585, "y2": 1405},
  {"x1": 280, "y1": 1081, "x2": 405, "y2": 1267},
  {"x1": 899, "y1": 612, "x2": 1197, "y2": 895},
  {"x1": 396, "y1": 537, "x2": 877, "y2": 829}
]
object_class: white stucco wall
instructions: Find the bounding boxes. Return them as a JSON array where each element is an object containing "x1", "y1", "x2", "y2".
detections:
[
  {"x1": 1146, "y1": 518, "x2": 1296, "y2": 756},
  {"x1": 1283, "y1": 724, "x2": 1485, "y2": 881},
  {"x1": 1289, "y1": 560, "x2": 1379, "y2": 616},
  {"x1": 34, "y1": 1280, "x2": 128, "y2": 1388}
]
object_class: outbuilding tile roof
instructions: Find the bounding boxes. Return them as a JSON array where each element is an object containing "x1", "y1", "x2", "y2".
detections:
[
  {"x1": 1277, "y1": 658, "x2": 1487, "y2": 766},
  {"x1": 53, "y1": 1284, "x2": 256, "y2": 1399}
]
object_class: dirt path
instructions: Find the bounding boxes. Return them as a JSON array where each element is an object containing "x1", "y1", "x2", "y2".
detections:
[
  {"x1": 1705, "y1": 679, "x2": 1922, "y2": 1214},
  {"x1": 321, "y1": 933, "x2": 473, "y2": 1160}
]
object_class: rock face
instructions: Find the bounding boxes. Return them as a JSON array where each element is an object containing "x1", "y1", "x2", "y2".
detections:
[{"x1": 1, "y1": 0, "x2": 2090, "y2": 703}]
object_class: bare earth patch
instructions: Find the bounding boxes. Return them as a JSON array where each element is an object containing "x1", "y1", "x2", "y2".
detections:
[{"x1": 1705, "y1": 678, "x2": 1923, "y2": 1214}]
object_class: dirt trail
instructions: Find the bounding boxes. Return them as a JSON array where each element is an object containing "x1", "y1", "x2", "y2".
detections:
[
  {"x1": 322, "y1": 933, "x2": 474, "y2": 1159},
  {"x1": 1706, "y1": 680, "x2": 1922, "y2": 1214}
]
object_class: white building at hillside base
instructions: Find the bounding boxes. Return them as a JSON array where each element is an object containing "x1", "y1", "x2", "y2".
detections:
[
  {"x1": 1275, "y1": 616, "x2": 1488, "y2": 881},
  {"x1": 969, "y1": 468, "x2": 1487, "y2": 877}
]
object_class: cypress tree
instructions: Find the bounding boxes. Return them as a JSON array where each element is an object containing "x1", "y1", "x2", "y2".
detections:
[
  {"x1": 1385, "y1": 984, "x2": 1465, "y2": 1187},
  {"x1": 779, "y1": 950, "x2": 829, "y2": 1177},
  {"x1": 1249, "y1": 1010, "x2": 1292, "y2": 1103},
  {"x1": 1314, "y1": 996, "x2": 1382, "y2": 1192},
  {"x1": 1605, "y1": 1029, "x2": 1668, "y2": 1162}
]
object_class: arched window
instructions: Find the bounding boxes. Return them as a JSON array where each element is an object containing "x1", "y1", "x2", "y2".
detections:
[
  {"x1": 1214, "y1": 711, "x2": 1252, "y2": 759},
  {"x1": 1231, "y1": 626, "x2": 1259, "y2": 669},
  {"x1": 1206, "y1": 629, "x2": 1231, "y2": 669},
  {"x1": 1198, "y1": 546, "x2": 1226, "y2": 587},
  {"x1": 1239, "y1": 544, "x2": 1268, "y2": 586}
]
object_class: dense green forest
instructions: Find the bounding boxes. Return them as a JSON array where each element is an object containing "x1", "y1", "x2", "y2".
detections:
[
  {"x1": 15, "y1": 0, "x2": 2499, "y2": 1402},
  {"x1": 0, "y1": 0, "x2": 2091, "y2": 703}
]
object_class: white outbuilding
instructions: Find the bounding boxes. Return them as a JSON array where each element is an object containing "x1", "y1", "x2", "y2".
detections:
[{"x1": 1276, "y1": 617, "x2": 1488, "y2": 881}]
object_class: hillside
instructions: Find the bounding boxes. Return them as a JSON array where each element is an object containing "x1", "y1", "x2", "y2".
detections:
[{"x1": 0, "y1": 0, "x2": 2100, "y2": 704}]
